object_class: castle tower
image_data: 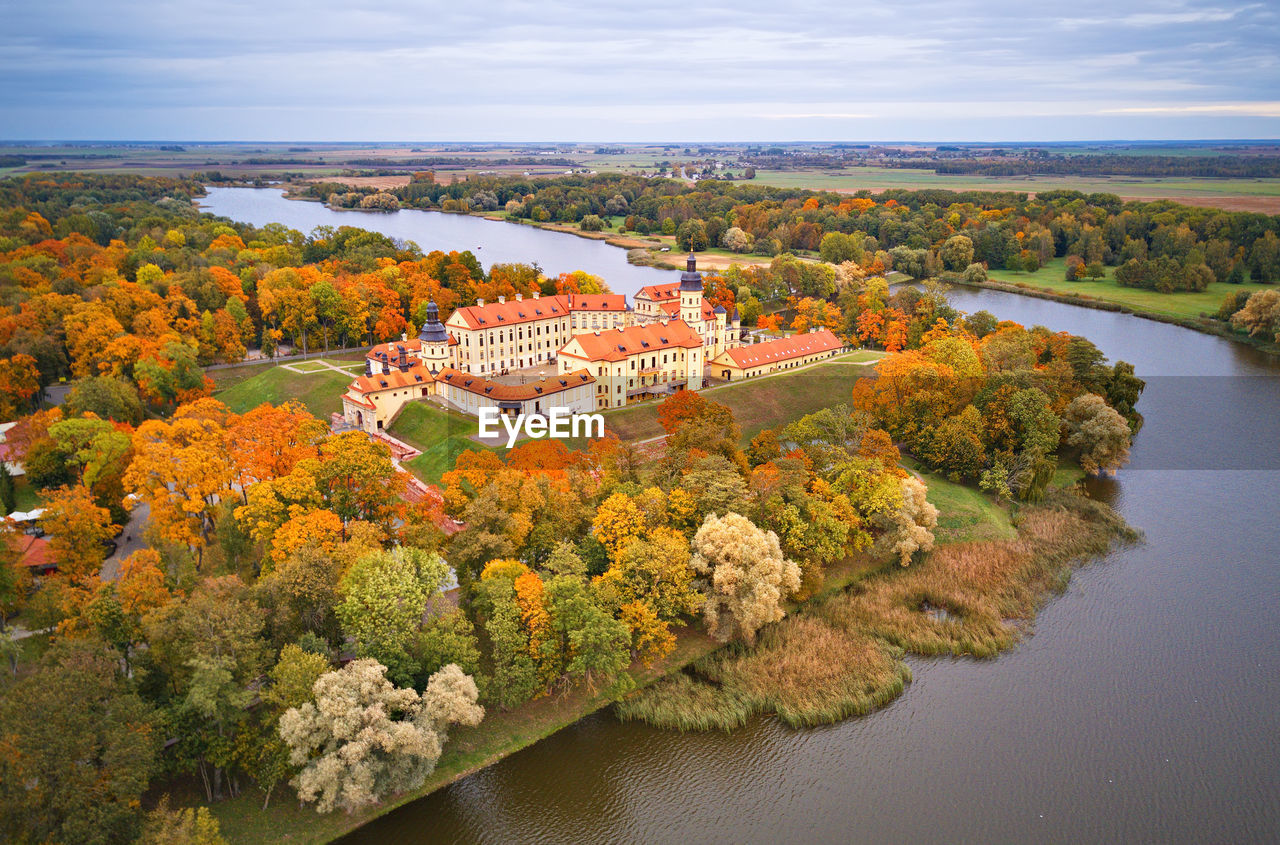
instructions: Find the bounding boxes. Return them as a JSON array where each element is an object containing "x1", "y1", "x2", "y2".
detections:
[
  {"x1": 417, "y1": 300, "x2": 450, "y2": 375},
  {"x1": 678, "y1": 252, "x2": 704, "y2": 335}
]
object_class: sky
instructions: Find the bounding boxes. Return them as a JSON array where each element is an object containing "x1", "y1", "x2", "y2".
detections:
[{"x1": 0, "y1": 0, "x2": 1277, "y2": 142}]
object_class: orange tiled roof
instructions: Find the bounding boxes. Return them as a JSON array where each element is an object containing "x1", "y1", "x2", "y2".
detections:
[
  {"x1": 718, "y1": 329, "x2": 843, "y2": 368},
  {"x1": 6, "y1": 532, "x2": 53, "y2": 570},
  {"x1": 560, "y1": 321, "x2": 702, "y2": 362},
  {"x1": 569, "y1": 294, "x2": 627, "y2": 311},
  {"x1": 348, "y1": 360, "x2": 433, "y2": 395},
  {"x1": 637, "y1": 282, "x2": 680, "y2": 302},
  {"x1": 447, "y1": 295, "x2": 572, "y2": 329},
  {"x1": 657, "y1": 300, "x2": 716, "y2": 321},
  {"x1": 435, "y1": 367, "x2": 595, "y2": 401}
]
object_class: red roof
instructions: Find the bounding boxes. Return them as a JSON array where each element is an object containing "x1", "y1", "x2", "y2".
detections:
[
  {"x1": 658, "y1": 300, "x2": 716, "y2": 321},
  {"x1": 637, "y1": 282, "x2": 680, "y2": 302},
  {"x1": 718, "y1": 329, "x2": 843, "y2": 368},
  {"x1": 7, "y1": 532, "x2": 53, "y2": 571},
  {"x1": 435, "y1": 367, "x2": 594, "y2": 401},
  {"x1": 569, "y1": 294, "x2": 627, "y2": 312},
  {"x1": 348, "y1": 361, "x2": 433, "y2": 395},
  {"x1": 448, "y1": 295, "x2": 572, "y2": 329},
  {"x1": 560, "y1": 321, "x2": 702, "y2": 362}
]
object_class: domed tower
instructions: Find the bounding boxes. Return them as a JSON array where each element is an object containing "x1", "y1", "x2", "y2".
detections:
[
  {"x1": 678, "y1": 252, "x2": 704, "y2": 333},
  {"x1": 417, "y1": 301, "x2": 450, "y2": 375}
]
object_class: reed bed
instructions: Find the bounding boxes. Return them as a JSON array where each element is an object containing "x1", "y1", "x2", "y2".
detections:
[{"x1": 618, "y1": 491, "x2": 1137, "y2": 730}]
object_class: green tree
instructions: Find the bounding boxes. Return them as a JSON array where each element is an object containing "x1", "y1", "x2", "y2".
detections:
[
  {"x1": 0, "y1": 640, "x2": 160, "y2": 845},
  {"x1": 336, "y1": 547, "x2": 449, "y2": 684}
]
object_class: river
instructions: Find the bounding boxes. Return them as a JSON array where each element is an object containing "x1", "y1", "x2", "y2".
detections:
[
  {"x1": 198, "y1": 187, "x2": 682, "y2": 299},
  {"x1": 200, "y1": 189, "x2": 1280, "y2": 844}
]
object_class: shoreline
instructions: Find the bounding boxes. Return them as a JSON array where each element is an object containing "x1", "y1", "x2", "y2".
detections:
[
  {"x1": 210, "y1": 479, "x2": 1124, "y2": 845},
  {"x1": 945, "y1": 277, "x2": 1280, "y2": 355}
]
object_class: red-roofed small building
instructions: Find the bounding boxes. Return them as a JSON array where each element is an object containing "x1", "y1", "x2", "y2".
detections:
[
  {"x1": 557, "y1": 321, "x2": 705, "y2": 408},
  {"x1": 709, "y1": 328, "x2": 845, "y2": 381}
]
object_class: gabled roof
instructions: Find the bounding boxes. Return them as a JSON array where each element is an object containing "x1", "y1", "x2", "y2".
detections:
[
  {"x1": 348, "y1": 361, "x2": 432, "y2": 396},
  {"x1": 6, "y1": 531, "x2": 53, "y2": 571},
  {"x1": 435, "y1": 367, "x2": 595, "y2": 400},
  {"x1": 637, "y1": 282, "x2": 680, "y2": 302},
  {"x1": 715, "y1": 329, "x2": 843, "y2": 368},
  {"x1": 560, "y1": 321, "x2": 703, "y2": 362},
  {"x1": 448, "y1": 295, "x2": 573, "y2": 329},
  {"x1": 569, "y1": 294, "x2": 627, "y2": 312},
  {"x1": 658, "y1": 300, "x2": 717, "y2": 321}
]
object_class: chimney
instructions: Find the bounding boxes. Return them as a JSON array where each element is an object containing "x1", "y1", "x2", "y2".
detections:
[
  {"x1": 477, "y1": 298, "x2": 485, "y2": 307},
  {"x1": 397, "y1": 344, "x2": 409, "y2": 371},
  {"x1": 364, "y1": 357, "x2": 373, "y2": 376},
  {"x1": 532, "y1": 291, "x2": 540, "y2": 300},
  {"x1": 382, "y1": 358, "x2": 391, "y2": 375},
  {"x1": 498, "y1": 295, "x2": 506, "y2": 304},
  {"x1": 515, "y1": 293, "x2": 523, "y2": 301}
]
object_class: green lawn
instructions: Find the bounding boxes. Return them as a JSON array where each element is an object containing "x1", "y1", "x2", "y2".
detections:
[
  {"x1": 984, "y1": 256, "x2": 1272, "y2": 321},
  {"x1": 11, "y1": 477, "x2": 42, "y2": 512},
  {"x1": 600, "y1": 357, "x2": 880, "y2": 445},
  {"x1": 902, "y1": 461, "x2": 1016, "y2": 544},
  {"x1": 391, "y1": 403, "x2": 499, "y2": 484},
  {"x1": 215, "y1": 366, "x2": 353, "y2": 419}
]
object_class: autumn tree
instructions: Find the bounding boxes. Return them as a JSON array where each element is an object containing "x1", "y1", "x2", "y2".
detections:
[
  {"x1": 0, "y1": 640, "x2": 159, "y2": 845},
  {"x1": 1063, "y1": 393, "x2": 1132, "y2": 475},
  {"x1": 39, "y1": 484, "x2": 116, "y2": 586},
  {"x1": 0, "y1": 353, "x2": 40, "y2": 419},
  {"x1": 882, "y1": 476, "x2": 939, "y2": 566},
  {"x1": 690, "y1": 512, "x2": 800, "y2": 644},
  {"x1": 279, "y1": 660, "x2": 483, "y2": 814}
]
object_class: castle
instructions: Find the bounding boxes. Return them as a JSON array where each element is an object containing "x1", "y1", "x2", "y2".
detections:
[{"x1": 341, "y1": 255, "x2": 841, "y2": 432}]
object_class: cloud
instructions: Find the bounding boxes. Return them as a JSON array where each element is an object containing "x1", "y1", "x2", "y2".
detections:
[{"x1": 0, "y1": 0, "x2": 1276, "y2": 139}]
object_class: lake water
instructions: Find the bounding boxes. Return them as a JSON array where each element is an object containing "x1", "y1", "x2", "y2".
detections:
[{"x1": 199, "y1": 188, "x2": 1280, "y2": 844}]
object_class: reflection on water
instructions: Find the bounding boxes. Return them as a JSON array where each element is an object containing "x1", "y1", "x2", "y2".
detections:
[{"x1": 197, "y1": 191, "x2": 1280, "y2": 844}]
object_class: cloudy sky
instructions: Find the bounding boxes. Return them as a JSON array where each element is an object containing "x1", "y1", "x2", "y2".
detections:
[{"x1": 1, "y1": 0, "x2": 1277, "y2": 141}]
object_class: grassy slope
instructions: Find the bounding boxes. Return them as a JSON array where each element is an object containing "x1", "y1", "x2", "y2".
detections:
[
  {"x1": 985, "y1": 257, "x2": 1272, "y2": 321},
  {"x1": 601, "y1": 356, "x2": 883, "y2": 444},
  {"x1": 215, "y1": 366, "x2": 354, "y2": 419},
  {"x1": 391, "y1": 403, "x2": 500, "y2": 484}
]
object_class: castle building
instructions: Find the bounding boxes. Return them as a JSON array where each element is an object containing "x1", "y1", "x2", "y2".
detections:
[
  {"x1": 342, "y1": 254, "x2": 748, "y2": 427},
  {"x1": 708, "y1": 328, "x2": 845, "y2": 381},
  {"x1": 556, "y1": 320, "x2": 705, "y2": 409}
]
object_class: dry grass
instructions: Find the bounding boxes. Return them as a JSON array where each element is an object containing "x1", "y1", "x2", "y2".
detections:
[{"x1": 620, "y1": 491, "x2": 1137, "y2": 730}]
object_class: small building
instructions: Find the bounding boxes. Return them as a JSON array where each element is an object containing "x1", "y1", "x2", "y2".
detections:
[
  {"x1": 435, "y1": 367, "x2": 597, "y2": 418},
  {"x1": 5, "y1": 530, "x2": 54, "y2": 575},
  {"x1": 709, "y1": 328, "x2": 844, "y2": 381},
  {"x1": 557, "y1": 320, "x2": 705, "y2": 408}
]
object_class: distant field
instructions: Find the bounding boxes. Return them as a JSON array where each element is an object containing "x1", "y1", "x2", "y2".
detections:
[
  {"x1": 748, "y1": 167, "x2": 1280, "y2": 211},
  {"x1": 391, "y1": 402, "x2": 499, "y2": 484},
  {"x1": 215, "y1": 365, "x2": 352, "y2": 418},
  {"x1": 984, "y1": 257, "x2": 1272, "y2": 320}
]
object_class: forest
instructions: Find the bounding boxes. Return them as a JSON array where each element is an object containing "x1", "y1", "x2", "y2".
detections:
[{"x1": 0, "y1": 171, "x2": 1164, "y2": 843}]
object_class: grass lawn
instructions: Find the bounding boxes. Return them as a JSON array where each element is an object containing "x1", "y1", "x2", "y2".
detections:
[
  {"x1": 215, "y1": 366, "x2": 352, "y2": 419},
  {"x1": 10, "y1": 477, "x2": 42, "y2": 512},
  {"x1": 905, "y1": 461, "x2": 1017, "y2": 544},
  {"x1": 600, "y1": 357, "x2": 880, "y2": 445},
  {"x1": 983, "y1": 256, "x2": 1272, "y2": 321},
  {"x1": 391, "y1": 402, "x2": 500, "y2": 484}
]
